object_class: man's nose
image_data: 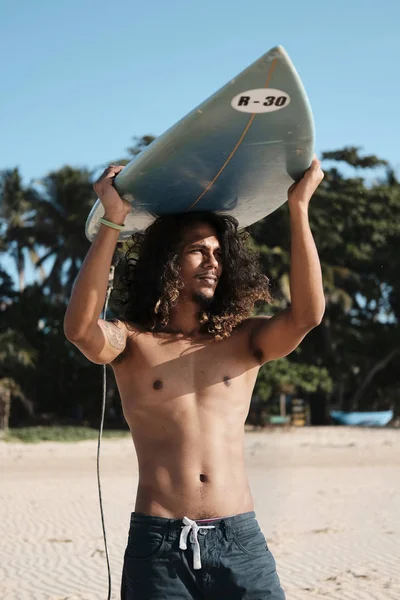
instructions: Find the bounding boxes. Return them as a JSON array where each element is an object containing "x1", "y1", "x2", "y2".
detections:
[{"x1": 204, "y1": 253, "x2": 218, "y2": 269}]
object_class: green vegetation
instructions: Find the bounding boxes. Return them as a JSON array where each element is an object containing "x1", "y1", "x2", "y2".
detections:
[
  {"x1": 1, "y1": 137, "x2": 399, "y2": 435},
  {"x1": 2, "y1": 426, "x2": 130, "y2": 443}
]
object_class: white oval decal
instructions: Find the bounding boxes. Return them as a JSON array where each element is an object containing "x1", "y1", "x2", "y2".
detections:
[{"x1": 231, "y1": 88, "x2": 291, "y2": 113}]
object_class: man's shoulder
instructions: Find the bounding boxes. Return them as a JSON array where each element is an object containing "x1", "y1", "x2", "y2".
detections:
[
  {"x1": 110, "y1": 319, "x2": 144, "y2": 339},
  {"x1": 233, "y1": 316, "x2": 273, "y2": 355},
  {"x1": 236, "y1": 315, "x2": 272, "y2": 333}
]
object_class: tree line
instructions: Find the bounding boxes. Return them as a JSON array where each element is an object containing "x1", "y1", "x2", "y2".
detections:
[{"x1": 1, "y1": 138, "x2": 399, "y2": 430}]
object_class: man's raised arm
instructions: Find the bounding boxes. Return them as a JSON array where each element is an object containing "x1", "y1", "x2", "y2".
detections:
[
  {"x1": 249, "y1": 156, "x2": 326, "y2": 364},
  {"x1": 63, "y1": 165, "x2": 131, "y2": 364}
]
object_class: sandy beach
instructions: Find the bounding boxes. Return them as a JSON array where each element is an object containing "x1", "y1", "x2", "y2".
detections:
[{"x1": 1, "y1": 426, "x2": 399, "y2": 600}]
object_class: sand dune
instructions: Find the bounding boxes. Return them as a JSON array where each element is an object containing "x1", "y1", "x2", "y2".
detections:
[{"x1": 1, "y1": 426, "x2": 399, "y2": 599}]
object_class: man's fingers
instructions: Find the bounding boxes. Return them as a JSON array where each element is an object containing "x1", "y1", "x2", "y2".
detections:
[
  {"x1": 311, "y1": 155, "x2": 321, "y2": 168},
  {"x1": 105, "y1": 165, "x2": 124, "y2": 174},
  {"x1": 94, "y1": 165, "x2": 124, "y2": 188},
  {"x1": 101, "y1": 165, "x2": 124, "y2": 180},
  {"x1": 304, "y1": 156, "x2": 322, "y2": 178}
]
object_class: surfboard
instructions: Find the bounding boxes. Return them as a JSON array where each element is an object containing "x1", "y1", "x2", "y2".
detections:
[{"x1": 85, "y1": 45, "x2": 314, "y2": 241}]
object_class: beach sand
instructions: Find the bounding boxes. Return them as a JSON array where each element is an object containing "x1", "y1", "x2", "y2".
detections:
[{"x1": 1, "y1": 426, "x2": 399, "y2": 599}]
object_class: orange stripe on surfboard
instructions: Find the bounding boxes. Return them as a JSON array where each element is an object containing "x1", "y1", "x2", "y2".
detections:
[{"x1": 188, "y1": 57, "x2": 278, "y2": 211}]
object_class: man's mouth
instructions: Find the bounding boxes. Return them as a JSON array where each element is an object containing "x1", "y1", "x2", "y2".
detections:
[{"x1": 197, "y1": 275, "x2": 217, "y2": 284}]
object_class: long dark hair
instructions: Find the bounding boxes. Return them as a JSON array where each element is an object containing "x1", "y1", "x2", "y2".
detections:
[{"x1": 114, "y1": 211, "x2": 273, "y2": 339}]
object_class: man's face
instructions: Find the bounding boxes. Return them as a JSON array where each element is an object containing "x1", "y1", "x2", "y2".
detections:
[{"x1": 178, "y1": 222, "x2": 223, "y2": 305}]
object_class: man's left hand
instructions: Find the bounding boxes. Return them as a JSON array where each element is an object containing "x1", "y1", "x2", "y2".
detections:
[{"x1": 288, "y1": 155, "x2": 324, "y2": 209}]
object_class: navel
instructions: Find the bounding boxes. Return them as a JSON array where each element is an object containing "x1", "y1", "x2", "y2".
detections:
[
  {"x1": 153, "y1": 379, "x2": 163, "y2": 390},
  {"x1": 223, "y1": 376, "x2": 231, "y2": 386},
  {"x1": 199, "y1": 474, "x2": 208, "y2": 483}
]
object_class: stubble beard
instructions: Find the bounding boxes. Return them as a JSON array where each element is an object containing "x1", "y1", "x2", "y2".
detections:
[{"x1": 192, "y1": 291, "x2": 214, "y2": 311}]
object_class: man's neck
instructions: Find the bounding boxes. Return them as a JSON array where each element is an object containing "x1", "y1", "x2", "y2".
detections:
[{"x1": 164, "y1": 301, "x2": 203, "y2": 336}]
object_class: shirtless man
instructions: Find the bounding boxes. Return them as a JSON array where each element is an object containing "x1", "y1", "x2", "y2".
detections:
[{"x1": 64, "y1": 158, "x2": 325, "y2": 599}]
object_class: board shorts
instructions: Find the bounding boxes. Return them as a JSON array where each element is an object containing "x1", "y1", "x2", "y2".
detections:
[{"x1": 120, "y1": 510, "x2": 286, "y2": 599}]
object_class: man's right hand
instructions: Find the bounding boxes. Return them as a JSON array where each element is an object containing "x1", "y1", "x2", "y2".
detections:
[{"x1": 93, "y1": 165, "x2": 131, "y2": 221}]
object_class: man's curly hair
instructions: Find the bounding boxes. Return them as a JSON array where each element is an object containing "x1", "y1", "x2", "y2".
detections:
[{"x1": 114, "y1": 211, "x2": 273, "y2": 339}]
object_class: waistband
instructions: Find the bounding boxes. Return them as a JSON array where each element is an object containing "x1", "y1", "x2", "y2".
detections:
[{"x1": 129, "y1": 510, "x2": 257, "y2": 541}]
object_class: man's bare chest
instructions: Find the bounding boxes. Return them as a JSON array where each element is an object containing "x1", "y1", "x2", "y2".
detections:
[{"x1": 113, "y1": 330, "x2": 258, "y2": 401}]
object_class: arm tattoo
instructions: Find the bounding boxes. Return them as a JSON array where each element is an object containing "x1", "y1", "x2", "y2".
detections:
[{"x1": 101, "y1": 320, "x2": 126, "y2": 351}]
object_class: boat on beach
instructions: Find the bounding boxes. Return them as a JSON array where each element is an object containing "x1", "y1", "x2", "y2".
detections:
[{"x1": 329, "y1": 410, "x2": 394, "y2": 427}]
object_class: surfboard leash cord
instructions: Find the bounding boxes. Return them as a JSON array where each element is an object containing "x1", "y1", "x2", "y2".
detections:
[{"x1": 97, "y1": 258, "x2": 118, "y2": 600}]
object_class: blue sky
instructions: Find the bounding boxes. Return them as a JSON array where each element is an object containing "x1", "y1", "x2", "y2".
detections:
[{"x1": 1, "y1": 0, "x2": 399, "y2": 283}]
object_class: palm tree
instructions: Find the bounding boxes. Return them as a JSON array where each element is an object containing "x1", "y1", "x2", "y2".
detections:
[
  {"x1": 127, "y1": 135, "x2": 156, "y2": 157},
  {"x1": 31, "y1": 166, "x2": 97, "y2": 298},
  {"x1": 0, "y1": 329, "x2": 36, "y2": 434},
  {"x1": 0, "y1": 168, "x2": 46, "y2": 291}
]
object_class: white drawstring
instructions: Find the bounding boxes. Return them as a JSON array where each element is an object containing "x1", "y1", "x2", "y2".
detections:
[{"x1": 179, "y1": 516, "x2": 216, "y2": 570}]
